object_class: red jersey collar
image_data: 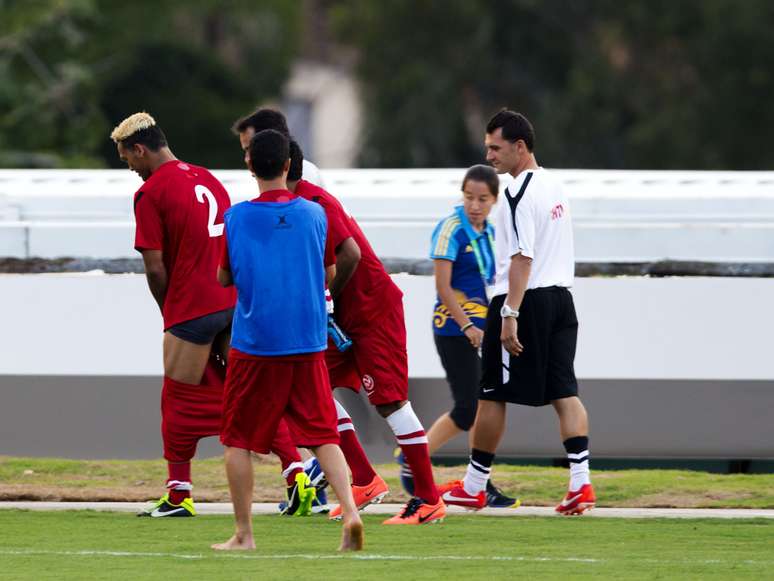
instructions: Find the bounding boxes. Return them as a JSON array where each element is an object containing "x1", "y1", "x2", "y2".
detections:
[{"x1": 250, "y1": 189, "x2": 296, "y2": 203}]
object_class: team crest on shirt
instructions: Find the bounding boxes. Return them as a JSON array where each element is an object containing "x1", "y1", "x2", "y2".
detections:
[
  {"x1": 551, "y1": 204, "x2": 565, "y2": 220},
  {"x1": 362, "y1": 374, "x2": 375, "y2": 394},
  {"x1": 464, "y1": 244, "x2": 473, "y2": 252}
]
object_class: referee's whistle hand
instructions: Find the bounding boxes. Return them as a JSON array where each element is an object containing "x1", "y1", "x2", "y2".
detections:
[{"x1": 501, "y1": 318, "x2": 524, "y2": 356}]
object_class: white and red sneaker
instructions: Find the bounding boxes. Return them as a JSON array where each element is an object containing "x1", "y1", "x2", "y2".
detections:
[
  {"x1": 439, "y1": 480, "x2": 486, "y2": 510},
  {"x1": 555, "y1": 483, "x2": 596, "y2": 515}
]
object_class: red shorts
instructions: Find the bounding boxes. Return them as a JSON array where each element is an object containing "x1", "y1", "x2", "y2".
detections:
[
  {"x1": 327, "y1": 301, "x2": 409, "y2": 406},
  {"x1": 161, "y1": 362, "x2": 225, "y2": 463},
  {"x1": 221, "y1": 348, "x2": 339, "y2": 453}
]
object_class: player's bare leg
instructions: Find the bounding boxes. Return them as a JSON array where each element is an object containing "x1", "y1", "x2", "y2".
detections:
[
  {"x1": 163, "y1": 332, "x2": 213, "y2": 384},
  {"x1": 312, "y1": 444, "x2": 363, "y2": 551},
  {"x1": 470, "y1": 400, "x2": 507, "y2": 452},
  {"x1": 212, "y1": 446, "x2": 256, "y2": 551},
  {"x1": 441, "y1": 400, "x2": 508, "y2": 509},
  {"x1": 552, "y1": 396, "x2": 588, "y2": 440},
  {"x1": 426, "y1": 412, "x2": 463, "y2": 455}
]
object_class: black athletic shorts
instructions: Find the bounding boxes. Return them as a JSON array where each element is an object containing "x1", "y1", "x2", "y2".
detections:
[
  {"x1": 167, "y1": 308, "x2": 234, "y2": 345},
  {"x1": 434, "y1": 333, "x2": 481, "y2": 427},
  {"x1": 480, "y1": 289, "x2": 578, "y2": 407}
]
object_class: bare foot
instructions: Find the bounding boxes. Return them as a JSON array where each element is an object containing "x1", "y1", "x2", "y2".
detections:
[
  {"x1": 211, "y1": 533, "x2": 255, "y2": 551},
  {"x1": 338, "y1": 518, "x2": 364, "y2": 552}
]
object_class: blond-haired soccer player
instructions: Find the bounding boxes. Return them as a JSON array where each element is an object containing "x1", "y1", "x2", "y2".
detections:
[{"x1": 112, "y1": 113, "x2": 305, "y2": 517}]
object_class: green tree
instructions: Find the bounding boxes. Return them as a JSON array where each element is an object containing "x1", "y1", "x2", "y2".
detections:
[
  {"x1": 332, "y1": 0, "x2": 774, "y2": 169},
  {"x1": 0, "y1": 0, "x2": 301, "y2": 168}
]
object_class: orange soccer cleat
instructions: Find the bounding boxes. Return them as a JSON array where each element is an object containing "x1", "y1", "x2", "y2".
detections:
[
  {"x1": 382, "y1": 497, "x2": 446, "y2": 525},
  {"x1": 329, "y1": 474, "x2": 389, "y2": 520},
  {"x1": 555, "y1": 483, "x2": 596, "y2": 516}
]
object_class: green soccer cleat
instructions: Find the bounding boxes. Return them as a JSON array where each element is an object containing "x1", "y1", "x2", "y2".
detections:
[
  {"x1": 137, "y1": 494, "x2": 196, "y2": 518},
  {"x1": 281, "y1": 472, "x2": 316, "y2": 517}
]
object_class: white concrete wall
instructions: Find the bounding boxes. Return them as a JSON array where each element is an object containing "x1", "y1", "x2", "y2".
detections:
[
  {"x1": 2, "y1": 273, "x2": 773, "y2": 381},
  {"x1": 3, "y1": 169, "x2": 774, "y2": 261}
]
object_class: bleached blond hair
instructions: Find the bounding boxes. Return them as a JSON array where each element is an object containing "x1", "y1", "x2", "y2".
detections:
[{"x1": 110, "y1": 112, "x2": 157, "y2": 143}]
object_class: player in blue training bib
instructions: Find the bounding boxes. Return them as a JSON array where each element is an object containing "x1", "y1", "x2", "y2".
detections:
[
  {"x1": 214, "y1": 128, "x2": 363, "y2": 553},
  {"x1": 224, "y1": 194, "x2": 329, "y2": 356}
]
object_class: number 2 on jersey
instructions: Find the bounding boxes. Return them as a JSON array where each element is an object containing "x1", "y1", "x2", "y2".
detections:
[{"x1": 195, "y1": 185, "x2": 224, "y2": 237}]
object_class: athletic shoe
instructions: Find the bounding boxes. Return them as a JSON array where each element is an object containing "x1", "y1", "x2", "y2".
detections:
[
  {"x1": 137, "y1": 494, "x2": 196, "y2": 517},
  {"x1": 439, "y1": 480, "x2": 486, "y2": 510},
  {"x1": 394, "y1": 448, "x2": 415, "y2": 496},
  {"x1": 278, "y1": 488, "x2": 329, "y2": 514},
  {"x1": 306, "y1": 458, "x2": 328, "y2": 489},
  {"x1": 329, "y1": 474, "x2": 389, "y2": 520},
  {"x1": 281, "y1": 472, "x2": 316, "y2": 517},
  {"x1": 382, "y1": 497, "x2": 446, "y2": 525},
  {"x1": 555, "y1": 483, "x2": 596, "y2": 516},
  {"x1": 486, "y1": 481, "x2": 521, "y2": 508},
  {"x1": 306, "y1": 458, "x2": 330, "y2": 514}
]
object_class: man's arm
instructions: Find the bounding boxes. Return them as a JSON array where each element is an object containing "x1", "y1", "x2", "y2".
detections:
[
  {"x1": 328, "y1": 237, "x2": 360, "y2": 298},
  {"x1": 217, "y1": 266, "x2": 233, "y2": 287},
  {"x1": 326, "y1": 264, "x2": 337, "y2": 284},
  {"x1": 501, "y1": 254, "x2": 532, "y2": 356},
  {"x1": 140, "y1": 249, "x2": 168, "y2": 312},
  {"x1": 434, "y1": 259, "x2": 484, "y2": 348}
]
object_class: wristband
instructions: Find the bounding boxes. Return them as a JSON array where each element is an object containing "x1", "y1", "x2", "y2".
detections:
[{"x1": 460, "y1": 322, "x2": 475, "y2": 332}]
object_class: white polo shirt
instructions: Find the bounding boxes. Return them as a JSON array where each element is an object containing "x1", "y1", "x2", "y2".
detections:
[
  {"x1": 302, "y1": 159, "x2": 324, "y2": 187},
  {"x1": 491, "y1": 167, "x2": 575, "y2": 296}
]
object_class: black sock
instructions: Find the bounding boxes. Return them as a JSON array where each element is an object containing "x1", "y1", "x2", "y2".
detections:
[
  {"x1": 470, "y1": 448, "x2": 495, "y2": 470},
  {"x1": 563, "y1": 436, "x2": 589, "y2": 455}
]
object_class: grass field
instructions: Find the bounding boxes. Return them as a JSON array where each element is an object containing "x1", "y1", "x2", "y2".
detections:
[
  {"x1": 1, "y1": 511, "x2": 772, "y2": 580},
  {"x1": 3, "y1": 456, "x2": 774, "y2": 508}
]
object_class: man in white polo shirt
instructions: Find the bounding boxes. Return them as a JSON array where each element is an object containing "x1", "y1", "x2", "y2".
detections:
[{"x1": 441, "y1": 109, "x2": 595, "y2": 515}]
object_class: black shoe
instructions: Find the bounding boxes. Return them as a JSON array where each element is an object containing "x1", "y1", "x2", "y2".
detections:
[{"x1": 485, "y1": 481, "x2": 521, "y2": 508}]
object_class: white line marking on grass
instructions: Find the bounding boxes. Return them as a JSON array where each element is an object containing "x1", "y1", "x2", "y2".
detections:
[
  {"x1": 3, "y1": 549, "x2": 774, "y2": 566},
  {"x1": 0, "y1": 548, "x2": 600, "y2": 563}
]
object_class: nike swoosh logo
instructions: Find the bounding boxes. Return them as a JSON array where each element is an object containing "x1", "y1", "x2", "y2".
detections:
[
  {"x1": 151, "y1": 507, "x2": 188, "y2": 517},
  {"x1": 559, "y1": 493, "x2": 583, "y2": 508},
  {"x1": 443, "y1": 492, "x2": 481, "y2": 503},
  {"x1": 418, "y1": 507, "x2": 441, "y2": 523},
  {"x1": 363, "y1": 487, "x2": 378, "y2": 497},
  {"x1": 482, "y1": 388, "x2": 495, "y2": 393}
]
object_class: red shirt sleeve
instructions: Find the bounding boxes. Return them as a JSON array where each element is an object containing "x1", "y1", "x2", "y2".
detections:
[
  {"x1": 324, "y1": 230, "x2": 336, "y2": 268},
  {"x1": 324, "y1": 204, "x2": 354, "y2": 251},
  {"x1": 133, "y1": 189, "x2": 163, "y2": 251},
  {"x1": 220, "y1": 233, "x2": 230, "y2": 270}
]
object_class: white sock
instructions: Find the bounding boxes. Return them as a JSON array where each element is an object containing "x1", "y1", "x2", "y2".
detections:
[
  {"x1": 462, "y1": 459, "x2": 490, "y2": 495},
  {"x1": 282, "y1": 462, "x2": 305, "y2": 480},
  {"x1": 385, "y1": 402, "x2": 427, "y2": 445},
  {"x1": 334, "y1": 400, "x2": 355, "y2": 432},
  {"x1": 166, "y1": 480, "x2": 193, "y2": 491},
  {"x1": 568, "y1": 451, "x2": 591, "y2": 490}
]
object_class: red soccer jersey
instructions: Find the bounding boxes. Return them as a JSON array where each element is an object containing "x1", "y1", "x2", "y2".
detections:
[
  {"x1": 294, "y1": 179, "x2": 402, "y2": 331},
  {"x1": 133, "y1": 160, "x2": 236, "y2": 330}
]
